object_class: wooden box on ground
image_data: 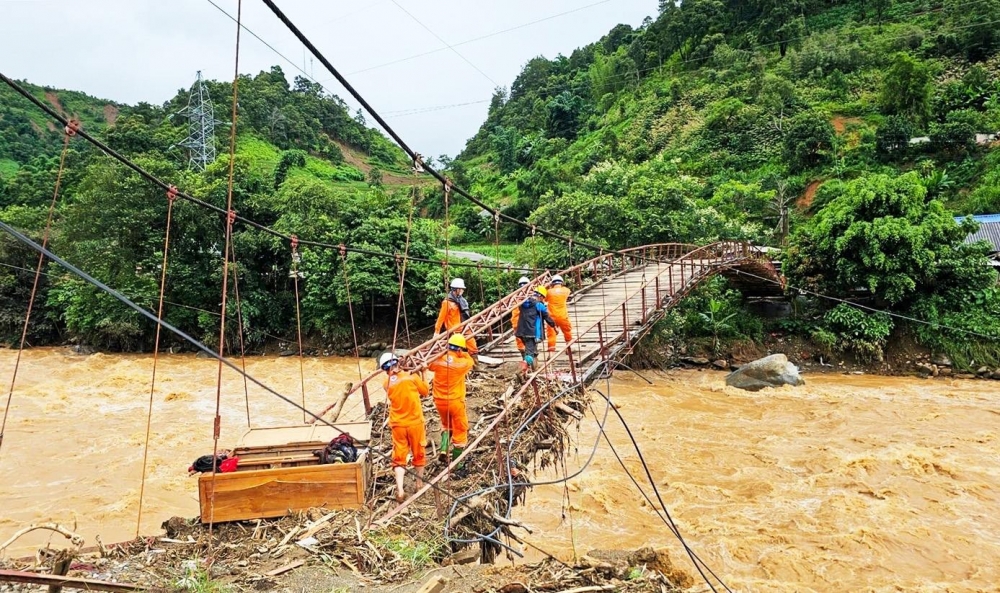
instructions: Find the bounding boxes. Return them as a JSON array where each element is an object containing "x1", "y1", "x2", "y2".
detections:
[{"x1": 198, "y1": 422, "x2": 371, "y2": 523}]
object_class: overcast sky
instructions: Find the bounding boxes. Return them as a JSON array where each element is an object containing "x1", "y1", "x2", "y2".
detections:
[{"x1": 1, "y1": 0, "x2": 654, "y2": 157}]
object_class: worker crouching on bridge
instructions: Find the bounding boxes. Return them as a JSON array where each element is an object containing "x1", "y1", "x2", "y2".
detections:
[
  {"x1": 380, "y1": 352, "x2": 429, "y2": 504},
  {"x1": 545, "y1": 274, "x2": 572, "y2": 353},
  {"x1": 515, "y1": 286, "x2": 557, "y2": 374},
  {"x1": 435, "y1": 277, "x2": 478, "y2": 360},
  {"x1": 428, "y1": 334, "x2": 475, "y2": 470},
  {"x1": 510, "y1": 276, "x2": 530, "y2": 354}
]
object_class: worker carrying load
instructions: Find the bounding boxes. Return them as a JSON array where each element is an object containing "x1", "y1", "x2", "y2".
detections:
[
  {"x1": 380, "y1": 352, "x2": 429, "y2": 504},
  {"x1": 435, "y1": 277, "x2": 478, "y2": 357},
  {"x1": 545, "y1": 274, "x2": 572, "y2": 352},
  {"x1": 428, "y1": 334, "x2": 475, "y2": 469},
  {"x1": 510, "y1": 276, "x2": 530, "y2": 354},
  {"x1": 515, "y1": 285, "x2": 556, "y2": 374}
]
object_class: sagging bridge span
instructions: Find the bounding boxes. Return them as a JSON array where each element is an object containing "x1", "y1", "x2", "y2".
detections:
[{"x1": 328, "y1": 241, "x2": 784, "y2": 520}]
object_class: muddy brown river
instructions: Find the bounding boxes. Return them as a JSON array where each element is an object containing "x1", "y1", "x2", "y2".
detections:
[{"x1": 1, "y1": 349, "x2": 998, "y2": 591}]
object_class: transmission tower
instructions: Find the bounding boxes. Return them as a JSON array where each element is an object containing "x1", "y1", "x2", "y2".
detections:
[{"x1": 177, "y1": 71, "x2": 221, "y2": 171}]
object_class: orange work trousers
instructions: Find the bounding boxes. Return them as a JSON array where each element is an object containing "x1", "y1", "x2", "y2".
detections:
[
  {"x1": 391, "y1": 423, "x2": 426, "y2": 467},
  {"x1": 434, "y1": 398, "x2": 469, "y2": 447},
  {"x1": 546, "y1": 315, "x2": 572, "y2": 351}
]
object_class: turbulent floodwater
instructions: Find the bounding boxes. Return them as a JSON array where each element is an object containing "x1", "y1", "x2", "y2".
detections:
[
  {"x1": 517, "y1": 370, "x2": 1000, "y2": 592},
  {"x1": 1, "y1": 349, "x2": 999, "y2": 591}
]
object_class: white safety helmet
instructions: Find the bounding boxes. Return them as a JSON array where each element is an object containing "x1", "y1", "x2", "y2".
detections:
[
  {"x1": 551, "y1": 274, "x2": 564, "y2": 284},
  {"x1": 450, "y1": 277, "x2": 466, "y2": 290},
  {"x1": 518, "y1": 276, "x2": 530, "y2": 287},
  {"x1": 378, "y1": 352, "x2": 398, "y2": 370}
]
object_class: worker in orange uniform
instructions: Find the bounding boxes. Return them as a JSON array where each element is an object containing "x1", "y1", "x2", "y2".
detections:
[
  {"x1": 510, "y1": 276, "x2": 530, "y2": 354},
  {"x1": 545, "y1": 274, "x2": 572, "y2": 352},
  {"x1": 435, "y1": 277, "x2": 478, "y2": 357},
  {"x1": 428, "y1": 334, "x2": 475, "y2": 467},
  {"x1": 380, "y1": 352, "x2": 429, "y2": 504}
]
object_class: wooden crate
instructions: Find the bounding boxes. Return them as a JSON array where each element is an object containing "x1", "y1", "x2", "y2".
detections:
[{"x1": 198, "y1": 422, "x2": 371, "y2": 523}]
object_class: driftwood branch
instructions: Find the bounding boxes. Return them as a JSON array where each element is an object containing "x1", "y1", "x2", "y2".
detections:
[
  {"x1": 0, "y1": 524, "x2": 83, "y2": 556},
  {"x1": 326, "y1": 382, "x2": 354, "y2": 423}
]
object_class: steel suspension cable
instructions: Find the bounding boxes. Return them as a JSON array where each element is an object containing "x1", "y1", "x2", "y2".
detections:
[
  {"x1": 208, "y1": 0, "x2": 243, "y2": 535},
  {"x1": 0, "y1": 218, "x2": 578, "y2": 569},
  {"x1": 258, "y1": 0, "x2": 660, "y2": 266},
  {"x1": 0, "y1": 121, "x2": 75, "y2": 459},
  {"x1": 136, "y1": 186, "x2": 178, "y2": 538}
]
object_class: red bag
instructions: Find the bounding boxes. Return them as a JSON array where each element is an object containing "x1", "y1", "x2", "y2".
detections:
[{"x1": 219, "y1": 457, "x2": 239, "y2": 473}]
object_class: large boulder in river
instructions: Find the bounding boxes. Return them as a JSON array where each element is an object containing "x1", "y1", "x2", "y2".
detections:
[{"x1": 725, "y1": 353, "x2": 804, "y2": 391}]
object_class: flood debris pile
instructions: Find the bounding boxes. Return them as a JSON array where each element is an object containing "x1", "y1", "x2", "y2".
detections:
[
  {"x1": 0, "y1": 514, "x2": 687, "y2": 592},
  {"x1": 0, "y1": 369, "x2": 693, "y2": 591}
]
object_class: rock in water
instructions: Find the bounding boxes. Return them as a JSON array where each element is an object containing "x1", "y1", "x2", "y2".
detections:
[{"x1": 725, "y1": 353, "x2": 805, "y2": 391}]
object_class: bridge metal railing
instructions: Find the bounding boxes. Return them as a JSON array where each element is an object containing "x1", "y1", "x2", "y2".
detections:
[
  {"x1": 376, "y1": 240, "x2": 782, "y2": 524},
  {"x1": 317, "y1": 241, "x2": 779, "y2": 421}
]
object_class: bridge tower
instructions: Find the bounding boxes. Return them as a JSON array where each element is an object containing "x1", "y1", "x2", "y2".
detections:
[{"x1": 177, "y1": 71, "x2": 221, "y2": 171}]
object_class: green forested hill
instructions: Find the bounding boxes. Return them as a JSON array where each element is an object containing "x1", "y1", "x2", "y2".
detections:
[
  {"x1": 0, "y1": 67, "x2": 467, "y2": 351},
  {"x1": 2, "y1": 1, "x2": 999, "y2": 368},
  {"x1": 444, "y1": 0, "x2": 1000, "y2": 367}
]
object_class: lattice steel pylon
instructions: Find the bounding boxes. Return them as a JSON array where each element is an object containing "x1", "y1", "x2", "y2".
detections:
[{"x1": 177, "y1": 71, "x2": 221, "y2": 171}]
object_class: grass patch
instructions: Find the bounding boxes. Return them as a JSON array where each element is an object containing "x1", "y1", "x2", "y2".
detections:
[
  {"x1": 304, "y1": 155, "x2": 365, "y2": 183},
  {"x1": 0, "y1": 159, "x2": 18, "y2": 177},
  {"x1": 367, "y1": 531, "x2": 445, "y2": 570}
]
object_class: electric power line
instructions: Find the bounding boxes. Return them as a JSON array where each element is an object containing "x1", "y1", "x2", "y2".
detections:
[{"x1": 389, "y1": 0, "x2": 499, "y2": 88}]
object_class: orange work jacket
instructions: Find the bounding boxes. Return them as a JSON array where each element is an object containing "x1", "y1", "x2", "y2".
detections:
[
  {"x1": 428, "y1": 350, "x2": 475, "y2": 401},
  {"x1": 547, "y1": 285, "x2": 571, "y2": 319},
  {"x1": 384, "y1": 370, "x2": 429, "y2": 428}
]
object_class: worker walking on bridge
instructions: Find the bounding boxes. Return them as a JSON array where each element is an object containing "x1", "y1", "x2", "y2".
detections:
[
  {"x1": 428, "y1": 334, "x2": 475, "y2": 468},
  {"x1": 545, "y1": 274, "x2": 572, "y2": 352},
  {"x1": 510, "y1": 276, "x2": 530, "y2": 354},
  {"x1": 380, "y1": 352, "x2": 429, "y2": 504},
  {"x1": 435, "y1": 278, "x2": 478, "y2": 358},
  {"x1": 515, "y1": 286, "x2": 556, "y2": 373}
]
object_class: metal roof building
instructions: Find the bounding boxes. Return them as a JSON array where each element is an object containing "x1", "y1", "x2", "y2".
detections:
[{"x1": 955, "y1": 214, "x2": 1000, "y2": 262}]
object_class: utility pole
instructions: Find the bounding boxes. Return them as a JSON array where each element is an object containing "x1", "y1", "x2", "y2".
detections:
[{"x1": 177, "y1": 71, "x2": 221, "y2": 171}]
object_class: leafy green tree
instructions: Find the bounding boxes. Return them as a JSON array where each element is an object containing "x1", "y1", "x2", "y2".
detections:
[
  {"x1": 783, "y1": 111, "x2": 835, "y2": 171},
  {"x1": 875, "y1": 115, "x2": 912, "y2": 160},
  {"x1": 879, "y1": 53, "x2": 932, "y2": 122},
  {"x1": 545, "y1": 91, "x2": 584, "y2": 140},
  {"x1": 930, "y1": 109, "x2": 982, "y2": 156},
  {"x1": 784, "y1": 172, "x2": 993, "y2": 308}
]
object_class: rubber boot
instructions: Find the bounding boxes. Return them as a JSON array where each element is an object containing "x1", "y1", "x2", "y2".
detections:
[
  {"x1": 451, "y1": 446, "x2": 467, "y2": 477},
  {"x1": 438, "y1": 430, "x2": 451, "y2": 462}
]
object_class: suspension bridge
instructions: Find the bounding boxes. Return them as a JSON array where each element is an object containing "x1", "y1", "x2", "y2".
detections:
[{"x1": 322, "y1": 240, "x2": 783, "y2": 522}]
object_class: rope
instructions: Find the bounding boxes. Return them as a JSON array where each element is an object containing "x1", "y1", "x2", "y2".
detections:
[
  {"x1": 209, "y1": 0, "x2": 243, "y2": 535},
  {"x1": 390, "y1": 187, "x2": 417, "y2": 353},
  {"x1": 291, "y1": 236, "x2": 308, "y2": 422},
  {"x1": 227, "y1": 242, "x2": 253, "y2": 427},
  {"x1": 443, "y1": 178, "x2": 451, "y2": 290},
  {"x1": 136, "y1": 185, "x2": 177, "y2": 538},
  {"x1": 340, "y1": 246, "x2": 365, "y2": 383},
  {"x1": 0, "y1": 121, "x2": 75, "y2": 458}
]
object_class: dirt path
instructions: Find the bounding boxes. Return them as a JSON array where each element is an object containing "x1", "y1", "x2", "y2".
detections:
[
  {"x1": 797, "y1": 179, "x2": 823, "y2": 210},
  {"x1": 334, "y1": 140, "x2": 425, "y2": 186}
]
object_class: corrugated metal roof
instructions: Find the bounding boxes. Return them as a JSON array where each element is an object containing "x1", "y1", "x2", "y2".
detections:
[
  {"x1": 963, "y1": 221, "x2": 1000, "y2": 253},
  {"x1": 955, "y1": 213, "x2": 1000, "y2": 224}
]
